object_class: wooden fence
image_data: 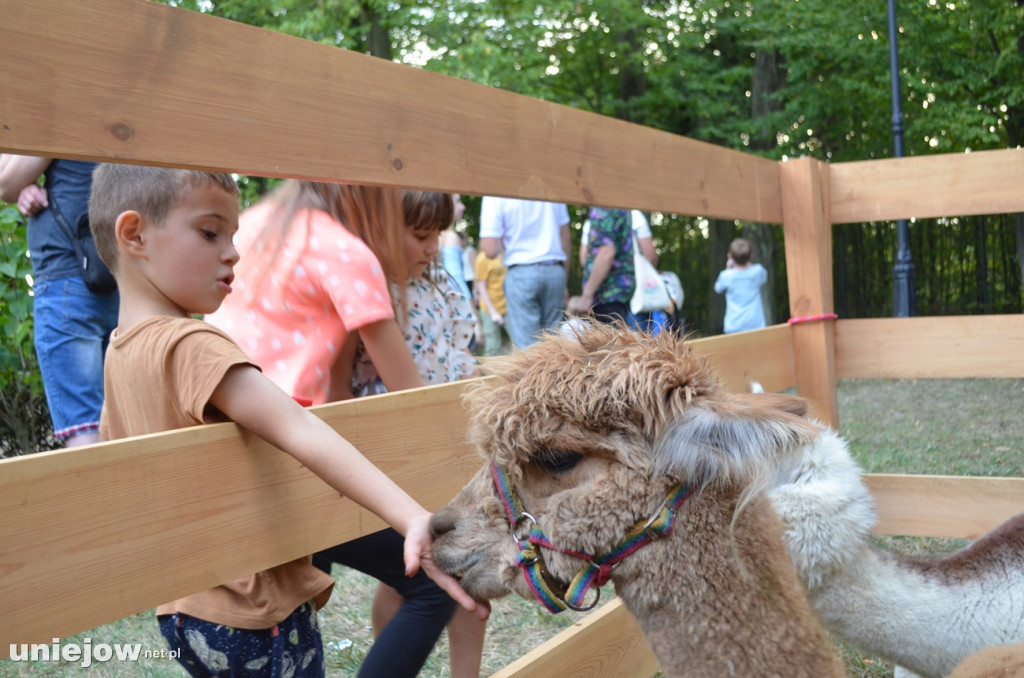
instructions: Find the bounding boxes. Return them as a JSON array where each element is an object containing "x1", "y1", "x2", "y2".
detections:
[{"x1": 1, "y1": 0, "x2": 1023, "y2": 673}]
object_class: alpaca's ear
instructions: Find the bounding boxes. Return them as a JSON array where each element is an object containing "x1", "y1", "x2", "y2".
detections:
[
  {"x1": 652, "y1": 398, "x2": 818, "y2": 490},
  {"x1": 731, "y1": 392, "x2": 810, "y2": 418}
]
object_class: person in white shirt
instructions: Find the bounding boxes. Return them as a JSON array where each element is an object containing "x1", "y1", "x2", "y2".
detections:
[{"x1": 479, "y1": 197, "x2": 570, "y2": 348}]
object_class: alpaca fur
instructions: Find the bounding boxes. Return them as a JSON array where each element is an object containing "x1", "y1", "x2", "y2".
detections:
[
  {"x1": 430, "y1": 325, "x2": 845, "y2": 678},
  {"x1": 949, "y1": 642, "x2": 1024, "y2": 678},
  {"x1": 768, "y1": 425, "x2": 1024, "y2": 678}
]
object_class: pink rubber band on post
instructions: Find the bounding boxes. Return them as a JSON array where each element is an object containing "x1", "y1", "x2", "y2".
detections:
[{"x1": 787, "y1": 313, "x2": 838, "y2": 325}]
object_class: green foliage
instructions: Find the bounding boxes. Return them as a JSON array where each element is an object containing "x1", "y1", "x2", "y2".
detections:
[
  {"x1": 834, "y1": 214, "x2": 1023, "y2": 319},
  {"x1": 235, "y1": 175, "x2": 280, "y2": 209},
  {"x1": 165, "y1": 0, "x2": 421, "y2": 56},
  {"x1": 0, "y1": 205, "x2": 56, "y2": 456}
]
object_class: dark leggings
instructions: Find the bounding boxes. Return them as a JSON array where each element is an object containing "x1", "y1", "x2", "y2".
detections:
[
  {"x1": 313, "y1": 528, "x2": 457, "y2": 678},
  {"x1": 591, "y1": 300, "x2": 631, "y2": 327}
]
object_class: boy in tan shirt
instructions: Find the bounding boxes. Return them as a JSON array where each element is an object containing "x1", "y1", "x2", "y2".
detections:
[{"x1": 89, "y1": 163, "x2": 485, "y2": 676}]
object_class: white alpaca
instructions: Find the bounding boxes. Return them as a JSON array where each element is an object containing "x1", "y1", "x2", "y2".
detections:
[{"x1": 769, "y1": 426, "x2": 1024, "y2": 678}]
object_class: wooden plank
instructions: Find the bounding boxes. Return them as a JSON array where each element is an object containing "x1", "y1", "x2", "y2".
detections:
[
  {"x1": 490, "y1": 598, "x2": 659, "y2": 678},
  {"x1": 780, "y1": 157, "x2": 839, "y2": 427},
  {"x1": 0, "y1": 0, "x2": 781, "y2": 223},
  {"x1": 866, "y1": 474, "x2": 1024, "y2": 539},
  {"x1": 0, "y1": 380, "x2": 480, "y2": 656},
  {"x1": 835, "y1": 316, "x2": 1024, "y2": 379},
  {"x1": 830, "y1": 148, "x2": 1024, "y2": 223},
  {"x1": 689, "y1": 324, "x2": 796, "y2": 394}
]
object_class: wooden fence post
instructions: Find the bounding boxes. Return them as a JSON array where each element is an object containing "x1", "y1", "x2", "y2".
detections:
[{"x1": 779, "y1": 157, "x2": 838, "y2": 428}]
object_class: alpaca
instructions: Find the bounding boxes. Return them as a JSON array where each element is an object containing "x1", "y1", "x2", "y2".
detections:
[
  {"x1": 949, "y1": 642, "x2": 1024, "y2": 678},
  {"x1": 768, "y1": 423, "x2": 1024, "y2": 678},
  {"x1": 430, "y1": 325, "x2": 846, "y2": 678}
]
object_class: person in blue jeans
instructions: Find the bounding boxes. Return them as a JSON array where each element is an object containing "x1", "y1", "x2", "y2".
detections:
[
  {"x1": 479, "y1": 197, "x2": 570, "y2": 349},
  {"x1": 0, "y1": 155, "x2": 118, "y2": 447}
]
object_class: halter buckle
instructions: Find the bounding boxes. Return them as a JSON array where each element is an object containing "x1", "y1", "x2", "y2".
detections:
[
  {"x1": 641, "y1": 503, "x2": 674, "y2": 540},
  {"x1": 511, "y1": 511, "x2": 537, "y2": 546},
  {"x1": 564, "y1": 585, "x2": 601, "y2": 612}
]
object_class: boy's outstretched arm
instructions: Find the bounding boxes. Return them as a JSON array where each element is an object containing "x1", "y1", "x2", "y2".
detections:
[{"x1": 209, "y1": 364, "x2": 489, "y2": 620}]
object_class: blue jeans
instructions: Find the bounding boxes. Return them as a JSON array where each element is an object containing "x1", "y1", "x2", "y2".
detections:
[
  {"x1": 503, "y1": 263, "x2": 566, "y2": 349},
  {"x1": 32, "y1": 276, "x2": 119, "y2": 440},
  {"x1": 629, "y1": 310, "x2": 674, "y2": 335}
]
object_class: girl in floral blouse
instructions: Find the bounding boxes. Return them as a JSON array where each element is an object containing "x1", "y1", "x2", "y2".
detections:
[
  {"x1": 351, "y1": 190, "x2": 484, "y2": 678},
  {"x1": 352, "y1": 191, "x2": 477, "y2": 395}
]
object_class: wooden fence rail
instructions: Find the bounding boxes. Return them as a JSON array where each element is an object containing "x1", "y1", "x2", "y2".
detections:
[{"x1": 2, "y1": 0, "x2": 1023, "y2": 673}]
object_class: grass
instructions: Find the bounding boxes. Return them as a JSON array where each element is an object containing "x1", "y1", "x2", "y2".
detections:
[
  {"x1": 837, "y1": 378, "x2": 1024, "y2": 478},
  {"x1": 2, "y1": 377, "x2": 1020, "y2": 677}
]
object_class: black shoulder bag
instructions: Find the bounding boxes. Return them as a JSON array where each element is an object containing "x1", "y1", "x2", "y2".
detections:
[{"x1": 50, "y1": 199, "x2": 117, "y2": 294}]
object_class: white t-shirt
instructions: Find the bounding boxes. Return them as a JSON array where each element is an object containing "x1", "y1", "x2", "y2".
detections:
[
  {"x1": 629, "y1": 209, "x2": 652, "y2": 239},
  {"x1": 479, "y1": 197, "x2": 570, "y2": 267}
]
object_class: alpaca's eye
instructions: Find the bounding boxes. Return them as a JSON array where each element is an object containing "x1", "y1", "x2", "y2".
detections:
[{"x1": 532, "y1": 450, "x2": 583, "y2": 475}]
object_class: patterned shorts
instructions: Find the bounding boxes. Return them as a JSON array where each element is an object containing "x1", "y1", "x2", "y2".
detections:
[{"x1": 158, "y1": 601, "x2": 324, "y2": 677}]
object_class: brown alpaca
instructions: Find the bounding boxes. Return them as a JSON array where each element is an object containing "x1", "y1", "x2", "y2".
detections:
[
  {"x1": 949, "y1": 642, "x2": 1024, "y2": 677},
  {"x1": 430, "y1": 324, "x2": 845, "y2": 678}
]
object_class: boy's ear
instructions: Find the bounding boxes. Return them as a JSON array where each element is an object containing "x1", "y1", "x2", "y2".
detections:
[{"x1": 115, "y1": 210, "x2": 147, "y2": 257}]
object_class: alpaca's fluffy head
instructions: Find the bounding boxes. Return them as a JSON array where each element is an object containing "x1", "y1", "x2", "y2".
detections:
[
  {"x1": 431, "y1": 324, "x2": 820, "y2": 606},
  {"x1": 767, "y1": 428, "x2": 878, "y2": 589}
]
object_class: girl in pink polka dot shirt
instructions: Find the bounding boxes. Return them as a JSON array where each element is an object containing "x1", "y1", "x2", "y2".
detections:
[
  {"x1": 205, "y1": 181, "x2": 459, "y2": 678},
  {"x1": 206, "y1": 181, "x2": 425, "y2": 404}
]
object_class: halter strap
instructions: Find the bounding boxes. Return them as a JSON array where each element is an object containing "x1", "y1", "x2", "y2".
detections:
[
  {"x1": 536, "y1": 481, "x2": 694, "y2": 609},
  {"x1": 491, "y1": 462, "x2": 524, "y2": 525},
  {"x1": 515, "y1": 539, "x2": 573, "y2": 613},
  {"x1": 491, "y1": 462, "x2": 693, "y2": 613},
  {"x1": 492, "y1": 463, "x2": 571, "y2": 612}
]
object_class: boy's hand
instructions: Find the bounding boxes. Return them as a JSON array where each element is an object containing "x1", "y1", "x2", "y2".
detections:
[{"x1": 404, "y1": 513, "x2": 492, "y2": 621}]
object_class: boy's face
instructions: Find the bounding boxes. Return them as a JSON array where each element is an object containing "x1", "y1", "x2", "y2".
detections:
[
  {"x1": 143, "y1": 183, "x2": 239, "y2": 316},
  {"x1": 405, "y1": 227, "x2": 440, "y2": 279}
]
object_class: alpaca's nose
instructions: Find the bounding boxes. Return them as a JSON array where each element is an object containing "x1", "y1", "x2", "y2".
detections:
[{"x1": 430, "y1": 507, "x2": 457, "y2": 539}]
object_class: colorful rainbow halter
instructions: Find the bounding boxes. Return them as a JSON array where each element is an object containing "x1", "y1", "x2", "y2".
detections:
[{"x1": 490, "y1": 462, "x2": 694, "y2": 613}]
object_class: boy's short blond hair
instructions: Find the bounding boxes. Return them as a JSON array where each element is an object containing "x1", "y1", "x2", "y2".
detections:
[{"x1": 89, "y1": 163, "x2": 238, "y2": 272}]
